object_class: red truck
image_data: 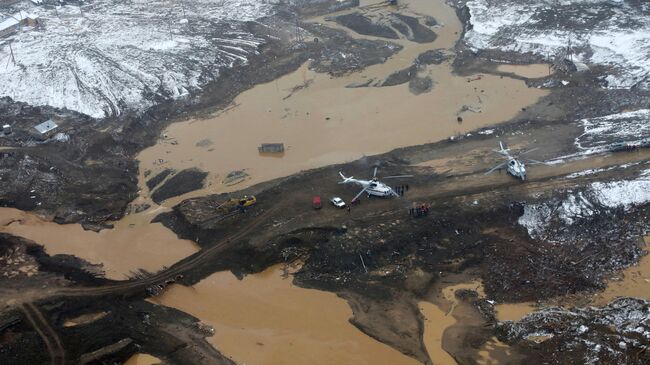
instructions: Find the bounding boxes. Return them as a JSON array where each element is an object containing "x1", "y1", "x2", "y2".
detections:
[{"x1": 312, "y1": 196, "x2": 322, "y2": 209}]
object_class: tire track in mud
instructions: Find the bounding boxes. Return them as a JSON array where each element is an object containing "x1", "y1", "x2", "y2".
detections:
[{"x1": 20, "y1": 303, "x2": 65, "y2": 365}]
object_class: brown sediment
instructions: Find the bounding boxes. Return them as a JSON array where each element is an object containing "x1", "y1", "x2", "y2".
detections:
[
  {"x1": 441, "y1": 281, "x2": 485, "y2": 309},
  {"x1": 0, "y1": 208, "x2": 198, "y2": 280},
  {"x1": 493, "y1": 303, "x2": 535, "y2": 322},
  {"x1": 137, "y1": 0, "x2": 547, "y2": 207},
  {"x1": 496, "y1": 64, "x2": 552, "y2": 79},
  {"x1": 420, "y1": 280, "x2": 485, "y2": 365},
  {"x1": 63, "y1": 311, "x2": 109, "y2": 327},
  {"x1": 419, "y1": 301, "x2": 458, "y2": 365},
  {"x1": 124, "y1": 353, "x2": 161, "y2": 365},
  {"x1": 476, "y1": 337, "x2": 517, "y2": 365},
  {"x1": 151, "y1": 264, "x2": 420, "y2": 365},
  {"x1": 589, "y1": 235, "x2": 650, "y2": 305}
]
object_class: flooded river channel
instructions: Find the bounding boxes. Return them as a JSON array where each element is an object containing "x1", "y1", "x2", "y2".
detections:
[
  {"x1": 137, "y1": 0, "x2": 547, "y2": 205},
  {"x1": 152, "y1": 264, "x2": 421, "y2": 365}
]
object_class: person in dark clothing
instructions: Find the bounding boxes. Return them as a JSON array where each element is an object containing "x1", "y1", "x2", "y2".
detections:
[{"x1": 406, "y1": 184, "x2": 409, "y2": 191}]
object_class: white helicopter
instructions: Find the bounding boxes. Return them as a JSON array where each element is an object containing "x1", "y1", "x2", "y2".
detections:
[
  {"x1": 485, "y1": 141, "x2": 547, "y2": 181},
  {"x1": 339, "y1": 167, "x2": 413, "y2": 201}
]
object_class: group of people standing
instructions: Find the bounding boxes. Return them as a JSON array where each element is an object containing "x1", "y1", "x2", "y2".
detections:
[
  {"x1": 394, "y1": 184, "x2": 409, "y2": 196},
  {"x1": 409, "y1": 203, "x2": 430, "y2": 217}
]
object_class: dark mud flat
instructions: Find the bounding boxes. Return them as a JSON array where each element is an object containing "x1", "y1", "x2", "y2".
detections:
[
  {"x1": 382, "y1": 64, "x2": 418, "y2": 86},
  {"x1": 380, "y1": 49, "x2": 447, "y2": 90},
  {"x1": 391, "y1": 13, "x2": 437, "y2": 43},
  {"x1": 146, "y1": 168, "x2": 175, "y2": 191},
  {"x1": 305, "y1": 22, "x2": 403, "y2": 76},
  {"x1": 333, "y1": 12, "x2": 437, "y2": 44},
  {"x1": 334, "y1": 12, "x2": 399, "y2": 39},
  {"x1": 417, "y1": 49, "x2": 451, "y2": 65},
  {"x1": 150, "y1": 168, "x2": 207, "y2": 204},
  {"x1": 408, "y1": 76, "x2": 433, "y2": 94}
]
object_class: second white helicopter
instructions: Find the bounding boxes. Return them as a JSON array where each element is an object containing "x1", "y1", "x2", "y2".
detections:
[{"x1": 485, "y1": 141, "x2": 547, "y2": 181}]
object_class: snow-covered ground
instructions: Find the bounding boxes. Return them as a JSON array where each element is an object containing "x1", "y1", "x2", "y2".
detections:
[
  {"x1": 499, "y1": 298, "x2": 650, "y2": 365},
  {"x1": 464, "y1": 0, "x2": 650, "y2": 89},
  {"x1": 519, "y1": 168, "x2": 650, "y2": 239},
  {"x1": 0, "y1": 0, "x2": 274, "y2": 117},
  {"x1": 575, "y1": 109, "x2": 650, "y2": 152}
]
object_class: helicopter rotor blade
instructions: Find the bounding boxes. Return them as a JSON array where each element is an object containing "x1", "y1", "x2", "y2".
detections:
[
  {"x1": 383, "y1": 175, "x2": 414, "y2": 179},
  {"x1": 352, "y1": 187, "x2": 369, "y2": 202},
  {"x1": 485, "y1": 161, "x2": 507, "y2": 175},
  {"x1": 373, "y1": 167, "x2": 378, "y2": 178},
  {"x1": 517, "y1": 147, "x2": 539, "y2": 157},
  {"x1": 523, "y1": 158, "x2": 548, "y2": 165},
  {"x1": 499, "y1": 140, "x2": 508, "y2": 151}
]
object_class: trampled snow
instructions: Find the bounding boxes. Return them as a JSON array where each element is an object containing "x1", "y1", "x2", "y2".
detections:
[
  {"x1": 0, "y1": 0, "x2": 274, "y2": 117},
  {"x1": 464, "y1": 0, "x2": 650, "y2": 89},
  {"x1": 575, "y1": 109, "x2": 650, "y2": 152},
  {"x1": 519, "y1": 169, "x2": 650, "y2": 239}
]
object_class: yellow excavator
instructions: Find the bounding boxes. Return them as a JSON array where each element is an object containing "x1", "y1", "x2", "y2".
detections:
[
  {"x1": 238, "y1": 195, "x2": 257, "y2": 207},
  {"x1": 202, "y1": 195, "x2": 257, "y2": 224}
]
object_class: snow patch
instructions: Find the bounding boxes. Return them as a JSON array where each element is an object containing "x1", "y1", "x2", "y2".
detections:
[
  {"x1": 576, "y1": 109, "x2": 650, "y2": 151},
  {"x1": 0, "y1": 0, "x2": 274, "y2": 118},
  {"x1": 464, "y1": 0, "x2": 650, "y2": 89},
  {"x1": 519, "y1": 169, "x2": 650, "y2": 238}
]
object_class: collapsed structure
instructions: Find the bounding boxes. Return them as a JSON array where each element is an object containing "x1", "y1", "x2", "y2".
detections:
[{"x1": 0, "y1": 11, "x2": 39, "y2": 38}]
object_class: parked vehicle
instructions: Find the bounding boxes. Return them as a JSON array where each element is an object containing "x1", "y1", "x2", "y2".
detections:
[
  {"x1": 330, "y1": 197, "x2": 346, "y2": 208},
  {"x1": 312, "y1": 196, "x2": 322, "y2": 209},
  {"x1": 238, "y1": 195, "x2": 257, "y2": 207}
]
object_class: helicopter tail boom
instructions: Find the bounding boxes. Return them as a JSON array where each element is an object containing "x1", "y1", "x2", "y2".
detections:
[{"x1": 338, "y1": 171, "x2": 355, "y2": 184}]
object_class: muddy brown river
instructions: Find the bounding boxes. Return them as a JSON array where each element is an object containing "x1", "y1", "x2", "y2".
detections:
[
  {"x1": 0, "y1": 207, "x2": 198, "y2": 280},
  {"x1": 152, "y1": 264, "x2": 421, "y2": 365},
  {"x1": 137, "y1": 0, "x2": 548, "y2": 206}
]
